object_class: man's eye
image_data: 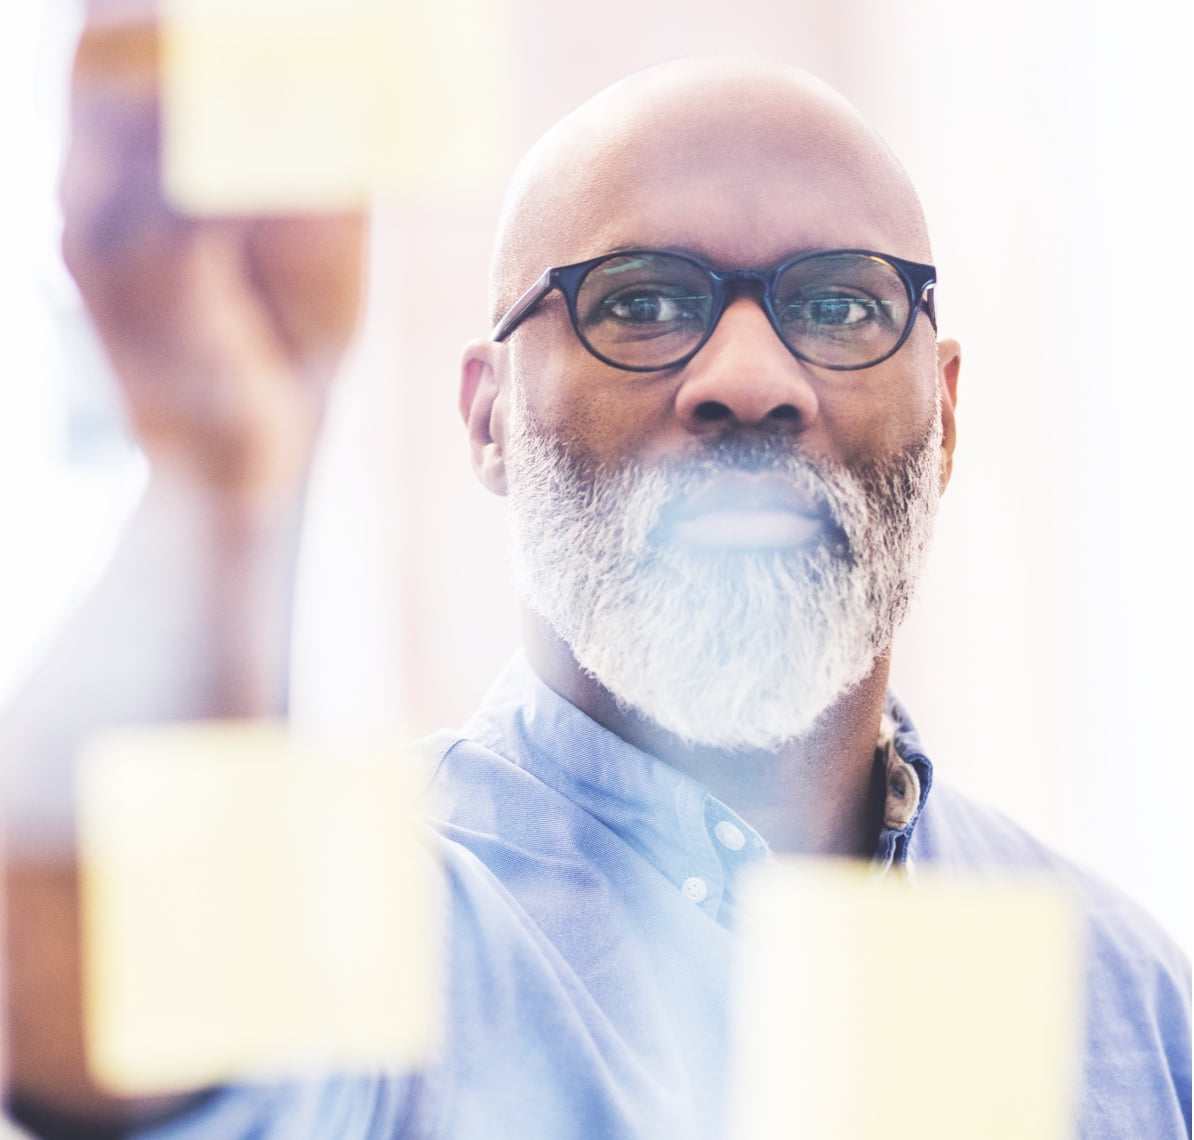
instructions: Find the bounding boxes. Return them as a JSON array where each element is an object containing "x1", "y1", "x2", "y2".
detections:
[
  {"x1": 602, "y1": 291, "x2": 703, "y2": 323},
  {"x1": 784, "y1": 295, "x2": 882, "y2": 327}
]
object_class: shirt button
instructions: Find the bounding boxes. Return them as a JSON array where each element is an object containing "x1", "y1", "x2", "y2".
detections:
[
  {"x1": 713, "y1": 820, "x2": 746, "y2": 851},
  {"x1": 682, "y1": 876, "x2": 709, "y2": 903}
]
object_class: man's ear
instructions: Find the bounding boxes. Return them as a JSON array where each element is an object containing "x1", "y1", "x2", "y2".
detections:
[
  {"x1": 936, "y1": 338, "x2": 961, "y2": 492},
  {"x1": 460, "y1": 339, "x2": 508, "y2": 496}
]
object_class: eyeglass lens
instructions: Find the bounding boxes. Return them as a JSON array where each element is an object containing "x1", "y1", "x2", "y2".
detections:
[{"x1": 574, "y1": 252, "x2": 914, "y2": 370}]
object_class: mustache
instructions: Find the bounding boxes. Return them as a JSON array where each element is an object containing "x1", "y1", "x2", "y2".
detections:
[
  {"x1": 643, "y1": 433, "x2": 842, "y2": 505},
  {"x1": 669, "y1": 433, "x2": 830, "y2": 478},
  {"x1": 638, "y1": 435, "x2": 853, "y2": 555}
]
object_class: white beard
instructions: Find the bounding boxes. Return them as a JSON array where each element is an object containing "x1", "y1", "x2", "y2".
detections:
[{"x1": 503, "y1": 396, "x2": 942, "y2": 752}]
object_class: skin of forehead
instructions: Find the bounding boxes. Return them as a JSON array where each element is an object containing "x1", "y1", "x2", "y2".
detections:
[{"x1": 490, "y1": 58, "x2": 931, "y2": 322}]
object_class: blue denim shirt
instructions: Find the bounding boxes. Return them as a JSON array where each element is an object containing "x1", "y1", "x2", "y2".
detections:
[{"x1": 141, "y1": 655, "x2": 1191, "y2": 1139}]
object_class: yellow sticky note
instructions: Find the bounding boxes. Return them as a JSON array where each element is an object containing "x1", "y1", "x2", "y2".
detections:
[
  {"x1": 160, "y1": 0, "x2": 512, "y2": 213},
  {"x1": 77, "y1": 721, "x2": 441, "y2": 1095},
  {"x1": 729, "y1": 862, "x2": 1083, "y2": 1140}
]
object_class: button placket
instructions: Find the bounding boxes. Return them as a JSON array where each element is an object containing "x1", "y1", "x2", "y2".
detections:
[{"x1": 673, "y1": 785, "x2": 724, "y2": 911}]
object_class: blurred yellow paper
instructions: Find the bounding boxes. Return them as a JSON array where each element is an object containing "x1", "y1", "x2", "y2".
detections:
[
  {"x1": 729, "y1": 862, "x2": 1083, "y2": 1140},
  {"x1": 77, "y1": 720, "x2": 441, "y2": 1096},
  {"x1": 160, "y1": 0, "x2": 512, "y2": 213}
]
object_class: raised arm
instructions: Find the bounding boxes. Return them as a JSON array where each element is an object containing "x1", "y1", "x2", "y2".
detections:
[{"x1": 2, "y1": 9, "x2": 365, "y2": 1128}]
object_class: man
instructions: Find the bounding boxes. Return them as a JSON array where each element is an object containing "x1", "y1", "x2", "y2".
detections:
[{"x1": 4, "y1": 51, "x2": 1189, "y2": 1140}]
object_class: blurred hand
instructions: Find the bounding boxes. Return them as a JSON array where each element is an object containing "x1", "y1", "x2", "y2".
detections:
[{"x1": 61, "y1": 8, "x2": 366, "y2": 503}]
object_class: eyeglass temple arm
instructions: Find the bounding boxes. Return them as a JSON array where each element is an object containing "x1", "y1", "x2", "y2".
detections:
[
  {"x1": 492, "y1": 267, "x2": 556, "y2": 342},
  {"x1": 920, "y1": 282, "x2": 938, "y2": 331}
]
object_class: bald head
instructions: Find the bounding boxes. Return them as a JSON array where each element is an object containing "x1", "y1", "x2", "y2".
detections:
[{"x1": 490, "y1": 57, "x2": 931, "y2": 323}]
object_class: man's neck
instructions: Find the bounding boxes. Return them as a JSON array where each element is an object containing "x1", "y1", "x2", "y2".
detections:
[{"x1": 522, "y1": 608, "x2": 891, "y2": 859}]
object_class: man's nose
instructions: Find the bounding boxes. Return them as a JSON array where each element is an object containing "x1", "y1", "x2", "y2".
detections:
[{"x1": 673, "y1": 296, "x2": 820, "y2": 434}]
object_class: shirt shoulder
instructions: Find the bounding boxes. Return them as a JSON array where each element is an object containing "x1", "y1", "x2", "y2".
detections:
[{"x1": 913, "y1": 782, "x2": 1191, "y2": 1139}]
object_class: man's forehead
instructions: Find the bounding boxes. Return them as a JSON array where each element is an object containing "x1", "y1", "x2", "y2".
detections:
[
  {"x1": 491, "y1": 59, "x2": 930, "y2": 312},
  {"x1": 549, "y1": 138, "x2": 920, "y2": 268}
]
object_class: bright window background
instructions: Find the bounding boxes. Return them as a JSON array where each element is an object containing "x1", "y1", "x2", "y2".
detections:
[
  {"x1": 1, "y1": 0, "x2": 1189, "y2": 958},
  {"x1": 0, "y1": 0, "x2": 144, "y2": 707}
]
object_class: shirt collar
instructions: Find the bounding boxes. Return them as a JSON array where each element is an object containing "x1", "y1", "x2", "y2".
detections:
[
  {"x1": 461, "y1": 654, "x2": 935, "y2": 886},
  {"x1": 460, "y1": 654, "x2": 766, "y2": 904}
]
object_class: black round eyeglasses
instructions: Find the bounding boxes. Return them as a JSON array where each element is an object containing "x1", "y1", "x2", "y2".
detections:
[{"x1": 491, "y1": 248, "x2": 937, "y2": 373}]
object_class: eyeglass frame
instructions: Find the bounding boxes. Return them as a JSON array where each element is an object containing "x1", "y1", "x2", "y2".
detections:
[{"x1": 491, "y1": 247, "x2": 938, "y2": 373}]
